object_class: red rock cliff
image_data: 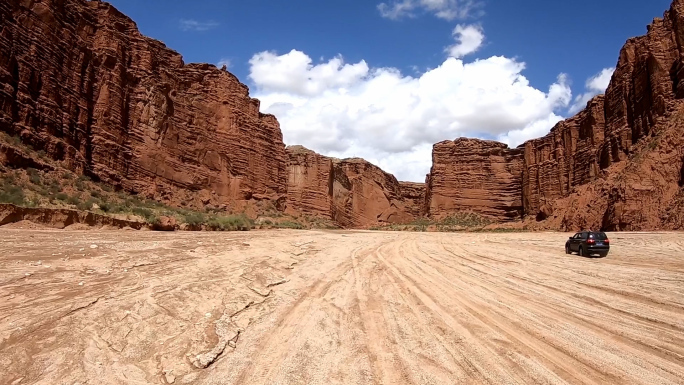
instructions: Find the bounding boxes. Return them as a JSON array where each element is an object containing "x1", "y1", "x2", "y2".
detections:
[
  {"x1": 426, "y1": 138, "x2": 524, "y2": 221},
  {"x1": 0, "y1": 0, "x2": 287, "y2": 208},
  {"x1": 521, "y1": 0, "x2": 684, "y2": 230},
  {"x1": 424, "y1": 0, "x2": 684, "y2": 230},
  {"x1": 286, "y1": 146, "x2": 423, "y2": 227},
  {"x1": 286, "y1": 146, "x2": 333, "y2": 219}
]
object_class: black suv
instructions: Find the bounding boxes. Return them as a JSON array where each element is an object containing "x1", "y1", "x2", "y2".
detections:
[{"x1": 565, "y1": 231, "x2": 610, "y2": 257}]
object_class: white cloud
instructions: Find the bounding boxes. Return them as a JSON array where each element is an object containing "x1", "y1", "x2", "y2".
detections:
[
  {"x1": 568, "y1": 67, "x2": 615, "y2": 114},
  {"x1": 179, "y1": 19, "x2": 219, "y2": 32},
  {"x1": 378, "y1": 0, "x2": 481, "y2": 20},
  {"x1": 217, "y1": 58, "x2": 231, "y2": 69},
  {"x1": 249, "y1": 49, "x2": 572, "y2": 182},
  {"x1": 249, "y1": 50, "x2": 369, "y2": 97},
  {"x1": 446, "y1": 24, "x2": 484, "y2": 58}
]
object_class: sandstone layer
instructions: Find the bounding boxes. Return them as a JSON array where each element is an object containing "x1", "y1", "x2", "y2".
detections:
[
  {"x1": 0, "y1": 0, "x2": 287, "y2": 210},
  {"x1": 426, "y1": 0, "x2": 684, "y2": 230},
  {"x1": 0, "y1": 203, "x2": 146, "y2": 229},
  {"x1": 521, "y1": 1, "x2": 684, "y2": 230},
  {"x1": 286, "y1": 146, "x2": 423, "y2": 227},
  {"x1": 426, "y1": 138, "x2": 524, "y2": 221}
]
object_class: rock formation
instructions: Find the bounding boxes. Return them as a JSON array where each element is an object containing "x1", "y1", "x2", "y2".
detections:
[
  {"x1": 285, "y1": 146, "x2": 333, "y2": 219},
  {"x1": 520, "y1": 1, "x2": 684, "y2": 230},
  {"x1": 0, "y1": 0, "x2": 287, "y2": 210},
  {"x1": 1, "y1": 0, "x2": 684, "y2": 230},
  {"x1": 426, "y1": 138, "x2": 524, "y2": 221},
  {"x1": 286, "y1": 146, "x2": 424, "y2": 227},
  {"x1": 425, "y1": 0, "x2": 684, "y2": 230}
]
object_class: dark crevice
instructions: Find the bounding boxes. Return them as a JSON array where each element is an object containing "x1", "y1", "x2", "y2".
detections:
[{"x1": 9, "y1": 55, "x2": 20, "y2": 125}]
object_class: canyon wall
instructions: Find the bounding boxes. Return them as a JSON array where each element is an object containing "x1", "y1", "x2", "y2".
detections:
[
  {"x1": 520, "y1": 1, "x2": 684, "y2": 230},
  {"x1": 425, "y1": 0, "x2": 684, "y2": 230},
  {"x1": 425, "y1": 138, "x2": 524, "y2": 221},
  {"x1": 0, "y1": 0, "x2": 287, "y2": 210},
  {"x1": 286, "y1": 146, "x2": 423, "y2": 227},
  {"x1": 1, "y1": 0, "x2": 683, "y2": 230}
]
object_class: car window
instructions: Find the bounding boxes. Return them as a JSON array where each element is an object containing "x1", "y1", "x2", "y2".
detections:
[
  {"x1": 573, "y1": 233, "x2": 581, "y2": 239},
  {"x1": 592, "y1": 232, "x2": 608, "y2": 240},
  {"x1": 581, "y1": 232, "x2": 588, "y2": 239}
]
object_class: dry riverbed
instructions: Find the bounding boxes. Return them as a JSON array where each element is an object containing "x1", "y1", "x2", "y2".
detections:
[{"x1": 1, "y1": 229, "x2": 683, "y2": 384}]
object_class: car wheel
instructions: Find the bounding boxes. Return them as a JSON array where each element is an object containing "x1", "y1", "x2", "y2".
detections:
[
  {"x1": 579, "y1": 246, "x2": 584, "y2": 257},
  {"x1": 565, "y1": 244, "x2": 570, "y2": 254}
]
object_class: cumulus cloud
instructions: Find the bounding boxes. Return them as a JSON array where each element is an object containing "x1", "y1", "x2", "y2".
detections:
[
  {"x1": 446, "y1": 24, "x2": 484, "y2": 58},
  {"x1": 568, "y1": 67, "x2": 615, "y2": 114},
  {"x1": 378, "y1": 0, "x2": 481, "y2": 20},
  {"x1": 249, "y1": 50, "x2": 369, "y2": 97},
  {"x1": 179, "y1": 19, "x2": 219, "y2": 32},
  {"x1": 249, "y1": 49, "x2": 572, "y2": 182}
]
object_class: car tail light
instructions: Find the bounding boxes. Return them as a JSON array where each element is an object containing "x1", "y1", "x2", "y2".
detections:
[
  {"x1": 587, "y1": 239, "x2": 596, "y2": 245},
  {"x1": 605, "y1": 239, "x2": 610, "y2": 244}
]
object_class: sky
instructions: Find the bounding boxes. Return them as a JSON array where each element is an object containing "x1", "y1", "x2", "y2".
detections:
[{"x1": 108, "y1": 0, "x2": 671, "y2": 182}]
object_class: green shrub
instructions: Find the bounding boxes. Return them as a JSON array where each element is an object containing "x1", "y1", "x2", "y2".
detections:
[
  {"x1": 27, "y1": 168, "x2": 41, "y2": 185},
  {"x1": 131, "y1": 207, "x2": 156, "y2": 221},
  {"x1": 183, "y1": 211, "x2": 207, "y2": 226},
  {"x1": 207, "y1": 214, "x2": 253, "y2": 231},
  {"x1": 0, "y1": 183, "x2": 26, "y2": 205},
  {"x1": 275, "y1": 221, "x2": 305, "y2": 230},
  {"x1": 7, "y1": 134, "x2": 22, "y2": 147},
  {"x1": 99, "y1": 201, "x2": 111, "y2": 212},
  {"x1": 76, "y1": 198, "x2": 98, "y2": 211},
  {"x1": 66, "y1": 195, "x2": 80, "y2": 205},
  {"x1": 55, "y1": 192, "x2": 69, "y2": 201}
]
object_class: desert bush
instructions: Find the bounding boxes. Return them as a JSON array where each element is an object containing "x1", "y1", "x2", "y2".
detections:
[
  {"x1": 0, "y1": 183, "x2": 26, "y2": 206},
  {"x1": 27, "y1": 168, "x2": 41, "y2": 185},
  {"x1": 207, "y1": 214, "x2": 253, "y2": 231},
  {"x1": 55, "y1": 192, "x2": 69, "y2": 201},
  {"x1": 182, "y1": 211, "x2": 207, "y2": 226},
  {"x1": 66, "y1": 195, "x2": 80, "y2": 206},
  {"x1": 132, "y1": 207, "x2": 157, "y2": 222},
  {"x1": 99, "y1": 201, "x2": 111, "y2": 212},
  {"x1": 275, "y1": 221, "x2": 305, "y2": 230},
  {"x1": 76, "y1": 198, "x2": 98, "y2": 211}
]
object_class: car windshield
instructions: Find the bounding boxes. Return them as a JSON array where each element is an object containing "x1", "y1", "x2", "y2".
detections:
[{"x1": 590, "y1": 232, "x2": 608, "y2": 240}]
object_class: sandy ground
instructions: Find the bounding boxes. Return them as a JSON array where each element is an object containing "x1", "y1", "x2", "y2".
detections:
[{"x1": 1, "y1": 229, "x2": 683, "y2": 385}]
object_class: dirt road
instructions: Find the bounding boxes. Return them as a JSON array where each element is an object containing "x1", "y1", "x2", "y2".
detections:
[{"x1": 1, "y1": 229, "x2": 683, "y2": 384}]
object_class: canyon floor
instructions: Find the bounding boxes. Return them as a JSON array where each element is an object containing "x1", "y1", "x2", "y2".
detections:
[{"x1": 1, "y1": 229, "x2": 683, "y2": 385}]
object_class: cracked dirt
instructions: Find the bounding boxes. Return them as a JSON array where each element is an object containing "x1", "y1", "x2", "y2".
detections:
[{"x1": 1, "y1": 229, "x2": 684, "y2": 384}]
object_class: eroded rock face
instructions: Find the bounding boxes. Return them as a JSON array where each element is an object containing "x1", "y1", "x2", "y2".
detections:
[
  {"x1": 425, "y1": 0, "x2": 684, "y2": 230},
  {"x1": 285, "y1": 146, "x2": 333, "y2": 219},
  {"x1": 522, "y1": 96, "x2": 607, "y2": 219},
  {"x1": 521, "y1": 0, "x2": 684, "y2": 230},
  {"x1": 286, "y1": 146, "x2": 423, "y2": 227},
  {"x1": 0, "y1": 0, "x2": 287, "y2": 209},
  {"x1": 426, "y1": 138, "x2": 524, "y2": 222}
]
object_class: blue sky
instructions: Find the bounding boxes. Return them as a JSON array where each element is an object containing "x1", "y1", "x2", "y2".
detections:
[{"x1": 107, "y1": 0, "x2": 672, "y2": 181}]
